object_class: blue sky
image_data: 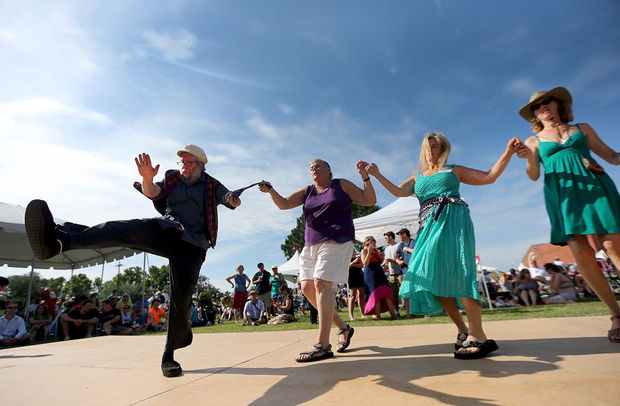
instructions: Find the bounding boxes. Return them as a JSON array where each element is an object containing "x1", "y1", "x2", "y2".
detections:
[{"x1": 1, "y1": 1, "x2": 619, "y2": 293}]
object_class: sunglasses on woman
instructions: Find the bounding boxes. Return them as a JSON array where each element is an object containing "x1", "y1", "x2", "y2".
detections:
[{"x1": 532, "y1": 98, "x2": 553, "y2": 111}]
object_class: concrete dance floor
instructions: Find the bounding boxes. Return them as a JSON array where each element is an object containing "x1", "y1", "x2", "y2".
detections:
[{"x1": 2, "y1": 316, "x2": 619, "y2": 405}]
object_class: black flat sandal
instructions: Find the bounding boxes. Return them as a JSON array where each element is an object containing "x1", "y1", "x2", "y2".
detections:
[
  {"x1": 296, "y1": 343, "x2": 334, "y2": 363},
  {"x1": 336, "y1": 324, "x2": 355, "y2": 353},
  {"x1": 454, "y1": 339, "x2": 498, "y2": 360}
]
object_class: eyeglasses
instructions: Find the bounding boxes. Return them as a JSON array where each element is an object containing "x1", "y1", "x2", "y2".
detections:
[
  {"x1": 177, "y1": 160, "x2": 201, "y2": 168},
  {"x1": 6, "y1": 306, "x2": 17, "y2": 309},
  {"x1": 531, "y1": 98, "x2": 553, "y2": 111}
]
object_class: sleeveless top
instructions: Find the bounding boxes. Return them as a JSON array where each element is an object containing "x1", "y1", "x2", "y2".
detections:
[
  {"x1": 234, "y1": 274, "x2": 247, "y2": 292},
  {"x1": 303, "y1": 178, "x2": 354, "y2": 246}
]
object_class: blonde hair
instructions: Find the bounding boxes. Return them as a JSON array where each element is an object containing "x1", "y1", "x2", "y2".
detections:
[
  {"x1": 530, "y1": 97, "x2": 574, "y2": 133},
  {"x1": 364, "y1": 236, "x2": 376, "y2": 246},
  {"x1": 417, "y1": 132, "x2": 451, "y2": 173}
]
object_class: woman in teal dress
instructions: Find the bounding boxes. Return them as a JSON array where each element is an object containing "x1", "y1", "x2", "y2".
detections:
[
  {"x1": 366, "y1": 132, "x2": 519, "y2": 359},
  {"x1": 516, "y1": 87, "x2": 620, "y2": 342}
]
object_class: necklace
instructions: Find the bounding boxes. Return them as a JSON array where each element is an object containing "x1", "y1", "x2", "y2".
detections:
[{"x1": 556, "y1": 124, "x2": 571, "y2": 139}]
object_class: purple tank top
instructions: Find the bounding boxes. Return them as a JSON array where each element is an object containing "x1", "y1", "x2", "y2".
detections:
[{"x1": 303, "y1": 179, "x2": 355, "y2": 246}]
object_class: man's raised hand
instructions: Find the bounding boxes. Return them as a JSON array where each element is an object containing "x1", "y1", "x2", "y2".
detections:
[{"x1": 135, "y1": 153, "x2": 160, "y2": 180}]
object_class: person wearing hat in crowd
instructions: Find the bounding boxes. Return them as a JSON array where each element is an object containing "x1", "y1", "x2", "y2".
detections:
[
  {"x1": 515, "y1": 86, "x2": 620, "y2": 342},
  {"x1": 243, "y1": 289, "x2": 267, "y2": 326},
  {"x1": 252, "y1": 263, "x2": 272, "y2": 318},
  {"x1": 24, "y1": 144, "x2": 241, "y2": 377}
]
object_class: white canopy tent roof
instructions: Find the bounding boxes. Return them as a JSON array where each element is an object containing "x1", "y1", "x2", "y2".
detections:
[
  {"x1": 0, "y1": 202, "x2": 139, "y2": 269},
  {"x1": 278, "y1": 251, "x2": 300, "y2": 284},
  {"x1": 0, "y1": 202, "x2": 141, "y2": 311},
  {"x1": 353, "y1": 196, "x2": 420, "y2": 247}
]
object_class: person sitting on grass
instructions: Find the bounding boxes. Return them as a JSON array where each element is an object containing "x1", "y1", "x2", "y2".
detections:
[
  {"x1": 146, "y1": 298, "x2": 167, "y2": 331},
  {"x1": 0, "y1": 301, "x2": 31, "y2": 346},
  {"x1": 100, "y1": 299, "x2": 134, "y2": 335},
  {"x1": 269, "y1": 285, "x2": 297, "y2": 324},
  {"x1": 29, "y1": 303, "x2": 52, "y2": 342},
  {"x1": 243, "y1": 290, "x2": 267, "y2": 326},
  {"x1": 513, "y1": 269, "x2": 542, "y2": 306},
  {"x1": 60, "y1": 300, "x2": 100, "y2": 340},
  {"x1": 542, "y1": 263, "x2": 578, "y2": 304}
]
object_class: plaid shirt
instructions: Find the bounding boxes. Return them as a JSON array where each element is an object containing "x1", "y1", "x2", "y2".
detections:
[{"x1": 134, "y1": 169, "x2": 230, "y2": 248}]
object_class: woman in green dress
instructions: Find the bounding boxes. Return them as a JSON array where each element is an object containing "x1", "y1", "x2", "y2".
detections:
[
  {"x1": 366, "y1": 132, "x2": 519, "y2": 359},
  {"x1": 516, "y1": 87, "x2": 620, "y2": 342}
]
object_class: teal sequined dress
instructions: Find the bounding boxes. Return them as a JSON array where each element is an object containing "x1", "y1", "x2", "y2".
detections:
[
  {"x1": 537, "y1": 128, "x2": 620, "y2": 245},
  {"x1": 399, "y1": 167, "x2": 479, "y2": 316}
]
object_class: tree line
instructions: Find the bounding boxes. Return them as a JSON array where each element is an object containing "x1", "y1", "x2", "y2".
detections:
[{"x1": 0, "y1": 264, "x2": 221, "y2": 305}]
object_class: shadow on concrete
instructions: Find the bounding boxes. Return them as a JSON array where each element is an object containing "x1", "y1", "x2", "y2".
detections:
[
  {"x1": 184, "y1": 336, "x2": 619, "y2": 406},
  {"x1": 0, "y1": 353, "x2": 52, "y2": 359}
]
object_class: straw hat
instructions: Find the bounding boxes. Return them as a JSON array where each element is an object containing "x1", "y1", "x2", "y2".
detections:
[
  {"x1": 177, "y1": 144, "x2": 208, "y2": 164},
  {"x1": 518, "y1": 87, "x2": 572, "y2": 122}
]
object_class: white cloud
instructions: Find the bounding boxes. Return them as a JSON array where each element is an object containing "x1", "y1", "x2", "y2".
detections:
[
  {"x1": 278, "y1": 103, "x2": 295, "y2": 115},
  {"x1": 140, "y1": 28, "x2": 197, "y2": 60},
  {"x1": 246, "y1": 111, "x2": 281, "y2": 139},
  {"x1": 504, "y1": 77, "x2": 537, "y2": 97},
  {"x1": 1, "y1": 98, "x2": 111, "y2": 125}
]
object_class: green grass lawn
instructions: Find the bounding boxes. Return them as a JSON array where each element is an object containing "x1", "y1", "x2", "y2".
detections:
[
  {"x1": 8, "y1": 297, "x2": 617, "y2": 347},
  {"x1": 177, "y1": 296, "x2": 619, "y2": 335}
]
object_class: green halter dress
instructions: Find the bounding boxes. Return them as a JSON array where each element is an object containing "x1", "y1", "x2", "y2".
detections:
[
  {"x1": 537, "y1": 126, "x2": 620, "y2": 245},
  {"x1": 399, "y1": 167, "x2": 479, "y2": 316}
]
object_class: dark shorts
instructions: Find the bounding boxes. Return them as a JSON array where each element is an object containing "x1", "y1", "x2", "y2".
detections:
[{"x1": 348, "y1": 268, "x2": 364, "y2": 288}]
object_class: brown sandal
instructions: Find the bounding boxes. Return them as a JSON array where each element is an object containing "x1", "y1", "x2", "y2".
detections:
[{"x1": 609, "y1": 316, "x2": 620, "y2": 343}]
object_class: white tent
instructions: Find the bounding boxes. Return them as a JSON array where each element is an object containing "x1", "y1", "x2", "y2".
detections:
[
  {"x1": 353, "y1": 196, "x2": 420, "y2": 247},
  {"x1": 0, "y1": 202, "x2": 140, "y2": 312},
  {"x1": 278, "y1": 251, "x2": 300, "y2": 284}
]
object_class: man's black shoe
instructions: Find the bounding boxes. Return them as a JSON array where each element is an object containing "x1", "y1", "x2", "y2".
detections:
[
  {"x1": 161, "y1": 360, "x2": 182, "y2": 377},
  {"x1": 25, "y1": 200, "x2": 61, "y2": 260}
]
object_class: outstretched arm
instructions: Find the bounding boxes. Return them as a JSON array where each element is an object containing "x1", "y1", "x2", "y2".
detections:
[
  {"x1": 135, "y1": 153, "x2": 162, "y2": 198},
  {"x1": 582, "y1": 123, "x2": 620, "y2": 165},
  {"x1": 258, "y1": 182, "x2": 306, "y2": 210},
  {"x1": 454, "y1": 137, "x2": 519, "y2": 185},
  {"x1": 365, "y1": 162, "x2": 415, "y2": 197}
]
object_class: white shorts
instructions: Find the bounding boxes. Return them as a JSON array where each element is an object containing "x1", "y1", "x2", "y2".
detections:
[{"x1": 299, "y1": 240, "x2": 354, "y2": 283}]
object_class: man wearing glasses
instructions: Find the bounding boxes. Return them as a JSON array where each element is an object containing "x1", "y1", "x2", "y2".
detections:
[
  {"x1": 25, "y1": 144, "x2": 240, "y2": 376},
  {"x1": 0, "y1": 301, "x2": 31, "y2": 346}
]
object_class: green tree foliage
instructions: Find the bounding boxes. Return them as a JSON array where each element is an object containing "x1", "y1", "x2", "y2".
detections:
[
  {"x1": 93, "y1": 277, "x2": 103, "y2": 293},
  {"x1": 0, "y1": 273, "x2": 66, "y2": 305},
  {"x1": 1, "y1": 273, "x2": 43, "y2": 303},
  {"x1": 280, "y1": 203, "x2": 381, "y2": 259},
  {"x1": 98, "y1": 266, "x2": 151, "y2": 300},
  {"x1": 66, "y1": 273, "x2": 93, "y2": 297},
  {"x1": 281, "y1": 215, "x2": 306, "y2": 260},
  {"x1": 196, "y1": 275, "x2": 220, "y2": 298},
  {"x1": 147, "y1": 264, "x2": 170, "y2": 292}
]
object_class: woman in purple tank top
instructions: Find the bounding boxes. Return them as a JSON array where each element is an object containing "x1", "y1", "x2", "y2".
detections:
[{"x1": 259, "y1": 158, "x2": 376, "y2": 362}]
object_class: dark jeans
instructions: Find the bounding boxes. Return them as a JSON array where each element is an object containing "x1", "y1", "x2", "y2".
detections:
[{"x1": 65, "y1": 218, "x2": 206, "y2": 352}]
